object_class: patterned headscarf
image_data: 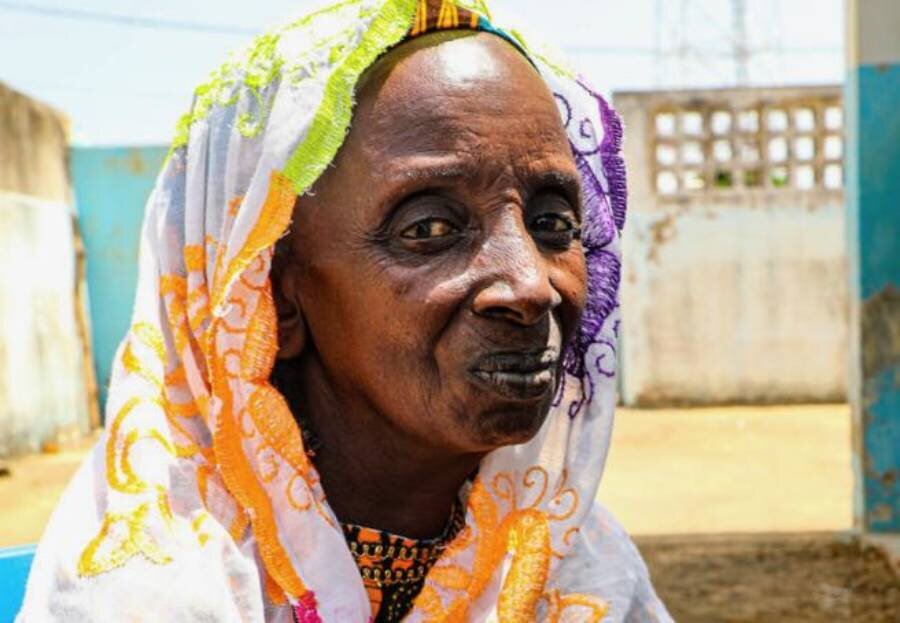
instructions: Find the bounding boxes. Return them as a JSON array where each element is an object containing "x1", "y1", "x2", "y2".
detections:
[{"x1": 20, "y1": 1, "x2": 670, "y2": 621}]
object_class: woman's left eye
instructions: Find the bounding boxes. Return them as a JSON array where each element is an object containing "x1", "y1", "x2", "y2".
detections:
[
  {"x1": 532, "y1": 214, "x2": 574, "y2": 233},
  {"x1": 529, "y1": 213, "x2": 581, "y2": 247}
]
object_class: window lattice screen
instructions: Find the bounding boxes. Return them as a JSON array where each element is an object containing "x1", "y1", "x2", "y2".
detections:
[{"x1": 652, "y1": 96, "x2": 844, "y2": 195}]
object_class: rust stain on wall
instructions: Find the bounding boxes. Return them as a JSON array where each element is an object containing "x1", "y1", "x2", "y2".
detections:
[
  {"x1": 861, "y1": 284, "x2": 900, "y2": 378},
  {"x1": 104, "y1": 149, "x2": 148, "y2": 176},
  {"x1": 647, "y1": 212, "x2": 679, "y2": 263}
]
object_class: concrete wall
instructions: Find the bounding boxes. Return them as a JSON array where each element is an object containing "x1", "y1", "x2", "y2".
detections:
[
  {"x1": 614, "y1": 86, "x2": 848, "y2": 406},
  {"x1": 71, "y1": 146, "x2": 167, "y2": 414},
  {"x1": 0, "y1": 84, "x2": 94, "y2": 455}
]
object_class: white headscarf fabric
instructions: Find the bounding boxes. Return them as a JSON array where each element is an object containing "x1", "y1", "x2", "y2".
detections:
[{"x1": 19, "y1": 1, "x2": 670, "y2": 621}]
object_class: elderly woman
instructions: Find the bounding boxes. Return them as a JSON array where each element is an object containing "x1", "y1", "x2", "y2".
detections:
[{"x1": 19, "y1": 1, "x2": 670, "y2": 621}]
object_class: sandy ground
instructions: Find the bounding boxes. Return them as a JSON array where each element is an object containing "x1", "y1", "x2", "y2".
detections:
[
  {"x1": 599, "y1": 404, "x2": 854, "y2": 535},
  {"x1": 1, "y1": 404, "x2": 897, "y2": 621},
  {"x1": 0, "y1": 434, "x2": 98, "y2": 548}
]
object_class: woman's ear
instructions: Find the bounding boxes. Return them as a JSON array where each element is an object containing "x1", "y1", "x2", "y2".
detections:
[{"x1": 271, "y1": 241, "x2": 307, "y2": 360}]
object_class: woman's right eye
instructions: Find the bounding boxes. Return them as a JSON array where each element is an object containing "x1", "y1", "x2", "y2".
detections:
[{"x1": 400, "y1": 218, "x2": 458, "y2": 240}]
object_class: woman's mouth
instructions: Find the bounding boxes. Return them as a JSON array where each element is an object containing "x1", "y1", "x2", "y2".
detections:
[{"x1": 468, "y1": 350, "x2": 559, "y2": 401}]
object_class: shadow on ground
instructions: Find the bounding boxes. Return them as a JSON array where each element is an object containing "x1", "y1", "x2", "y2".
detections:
[{"x1": 637, "y1": 533, "x2": 900, "y2": 622}]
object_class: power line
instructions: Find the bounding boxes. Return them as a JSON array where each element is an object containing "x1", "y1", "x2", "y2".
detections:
[
  {"x1": 0, "y1": 1, "x2": 842, "y2": 56},
  {"x1": 0, "y1": 1, "x2": 257, "y2": 35}
]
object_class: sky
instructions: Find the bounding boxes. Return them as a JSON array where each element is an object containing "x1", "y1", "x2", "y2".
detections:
[{"x1": 0, "y1": 0, "x2": 844, "y2": 145}]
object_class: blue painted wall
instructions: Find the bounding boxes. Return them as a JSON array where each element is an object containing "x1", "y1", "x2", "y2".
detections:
[
  {"x1": 0, "y1": 545, "x2": 35, "y2": 623},
  {"x1": 846, "y1": 64, "x2": 900, "y2": 533},
  {"x1": 71, "y1": 146, "x2": 167, "y2": 416}
]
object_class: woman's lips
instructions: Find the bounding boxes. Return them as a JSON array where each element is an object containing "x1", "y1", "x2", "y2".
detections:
[{"x1": 468, "y1": 350, "x2": 559, "y2": 401}]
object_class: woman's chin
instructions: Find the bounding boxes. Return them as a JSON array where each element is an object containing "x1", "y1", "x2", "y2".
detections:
[{"x1": 462, "y1": 400, "x2": 552, "y2": 450}]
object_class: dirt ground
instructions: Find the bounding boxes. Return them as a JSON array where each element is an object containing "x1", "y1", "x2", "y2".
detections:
[
  {"x1": 1, "y1": 405, "x2": 897, "y2": 620},
  {"x1": 638, "y1": 533, "x2": 900, "y2": 622}
]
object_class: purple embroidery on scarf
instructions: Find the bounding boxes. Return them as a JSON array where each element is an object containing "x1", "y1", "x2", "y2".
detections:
[
  {"x1": 593, "y1": 338, "x2": 617, "y2": 378},
  {"x1": 552, "y1": 83, "x2": 628, "y2": 418},
  {"x1": 554, "y1": 93, "x2": 572, "y2": 128},
  {"x1": 551, "y1": 370, "x2": 566, "y2": 407},
  {"x1": 565, "y1": 248, "x2": 620, "y2": 378},
  {"x1": 566, "y1": 372, "x2": 594, "y2": 419},
  {"x1": 576, "y1": 76, "x2": 627, "y2": 231},
  {"x1": 555, "y1": 93, "x2": 602, "y2": 158},
  {"x1": 576, "y1": 118, "x2": 602, "y2": 156},
  {"x1": 292, "y1": 592, "x2": 323, "y2": 623},
  {"x1": 576, "y1": 153, "x2": 615, "y2": 249}
]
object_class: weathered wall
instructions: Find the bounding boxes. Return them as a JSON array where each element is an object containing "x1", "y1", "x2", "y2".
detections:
[
  {"x1": 0, "y1": 194, "x2": 92, "y2": 454},
  {"x1": 0, "y1": 84, "x2": 69, "y2": 202},
  {"x1": 0, "y1": 83, "x2": 94, "y2": 455},
  {"x1": 72, "y1": 146, "x2": 167, "y2": 414},
  {"x1": 846, "y1": 0, "x2": 900, "y2": 533},
  {"x1": 615, "y1": 86, "x2": 848, "y2": 406}
]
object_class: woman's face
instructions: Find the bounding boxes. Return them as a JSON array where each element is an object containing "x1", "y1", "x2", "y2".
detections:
[{"x1": 278, "y1": 32, "x2": 586, "y2": 454}]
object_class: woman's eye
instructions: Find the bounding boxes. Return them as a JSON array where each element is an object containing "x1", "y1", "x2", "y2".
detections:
[
  {"x1": 529, "y1": 213, "x2": 581, "y2": 248},
  {"x1": 532, "y1": 214, "x2": 574, "y2": 233},
  {"x1": 400, "y1": 219, "x2": 457, "y2": 240}
]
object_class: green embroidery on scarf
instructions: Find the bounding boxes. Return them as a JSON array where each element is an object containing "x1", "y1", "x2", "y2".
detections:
[
  {"x1": 168, "y1": 0, "x2": 365, "y2": 154},
  {"x1": 281, "y1": 0, "x2": 419, "y2": 194},
  {"x1": 166, "y1": 0, "x2": 573, "y2": 166},
  {"x1": 454, "y1": 0, "x2": 492, "y2": 19},
  {"x1": 507, "y1": 28, "x2": 576, "y2": 80},
  {"x1": 171, "y1": 32, "x2": 282, "y2": 151}
]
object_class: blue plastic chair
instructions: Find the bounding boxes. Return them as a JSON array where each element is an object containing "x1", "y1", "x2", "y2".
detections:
[{"x1": 0, "y1": 545, "x2": 35, "y2": 623}]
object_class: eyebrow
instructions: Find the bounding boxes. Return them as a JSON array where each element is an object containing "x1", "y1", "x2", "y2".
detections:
[
  {"x1": 397, "y1": 161, "x2": 477, "y2": 183},
  {"x1": 530, "y1": 169, "x2": 581, "y2": 195},
  {"x1": 391, "y1": 156, "x2": 581, "y2": 202},
  {"x1": 382, "y1": 153, "x2": 584, "y2": 215}
]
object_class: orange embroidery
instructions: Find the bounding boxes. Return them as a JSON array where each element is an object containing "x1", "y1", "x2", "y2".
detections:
[
  {"x1": 209, "y1": 311, "x2": 308, "y2": 599},
  {"x1": 542, "y1": 589, "x2": 609, "y2": 623},
  {"x1": 496, "y1": 510, "x2": 552, "y2": 621},
  {"x1": 418, "y1": 465, "x2": 588, "y2": 619},
  {"x1": 247, "y1": 385, "x2": 316, "y2": 480},
  {"x1": 183, "y1": 244, "x2": 206, "y2": 272},
  {"x1": 427, "y1": 565, "x2": 470, "y2": 591},
  {"x1": 164, "y1": 364, "x2": 187, "y2": 386},
  {"x1": 240, "y1": 283, "x2": 278, "y2": 382},
  {"x1": 229, "y1": 506, "x2": 250, "y2": 542},
  {"x1": 256, "y1": 444, "x2": 281, "y2": 482},
  {"x1": 413, "y1": 479, "x2": 500, "y2": 620},
  {"x1": 287, "y1": 472, "x2": 313, "y2": 511},
  {"x1": 263, "y1": 568, "x2": 288, "y2": 606},
  {"x1": 228, "y1": 195, "x2": 243, "y2": 217},
  {"x1": 211, "y1": 172, "x2": 295, "y2": 312}
]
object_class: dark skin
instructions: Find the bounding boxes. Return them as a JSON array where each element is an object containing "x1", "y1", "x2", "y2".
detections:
[{"x1": 272, "y1": 32, "x2": 587, "y2": 539}]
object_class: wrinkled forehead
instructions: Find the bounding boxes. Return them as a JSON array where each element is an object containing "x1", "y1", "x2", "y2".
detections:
[{"x1": 350, "y1": 31, "x2": 565, "y2": 151}]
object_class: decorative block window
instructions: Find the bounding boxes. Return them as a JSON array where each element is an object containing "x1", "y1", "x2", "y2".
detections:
[{"x1": 652, "y1": 92, "x2": 844, "y2": 195}]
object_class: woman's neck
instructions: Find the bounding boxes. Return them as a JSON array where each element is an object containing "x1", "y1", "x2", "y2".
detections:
[{"x1": 273, "y1": 356, "x2": 482, "y2": 539}]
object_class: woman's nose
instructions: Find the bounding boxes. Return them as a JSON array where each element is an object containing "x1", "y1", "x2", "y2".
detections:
[{"x1": 471, "y1": 217, "x2": 562, "y2": 326}]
